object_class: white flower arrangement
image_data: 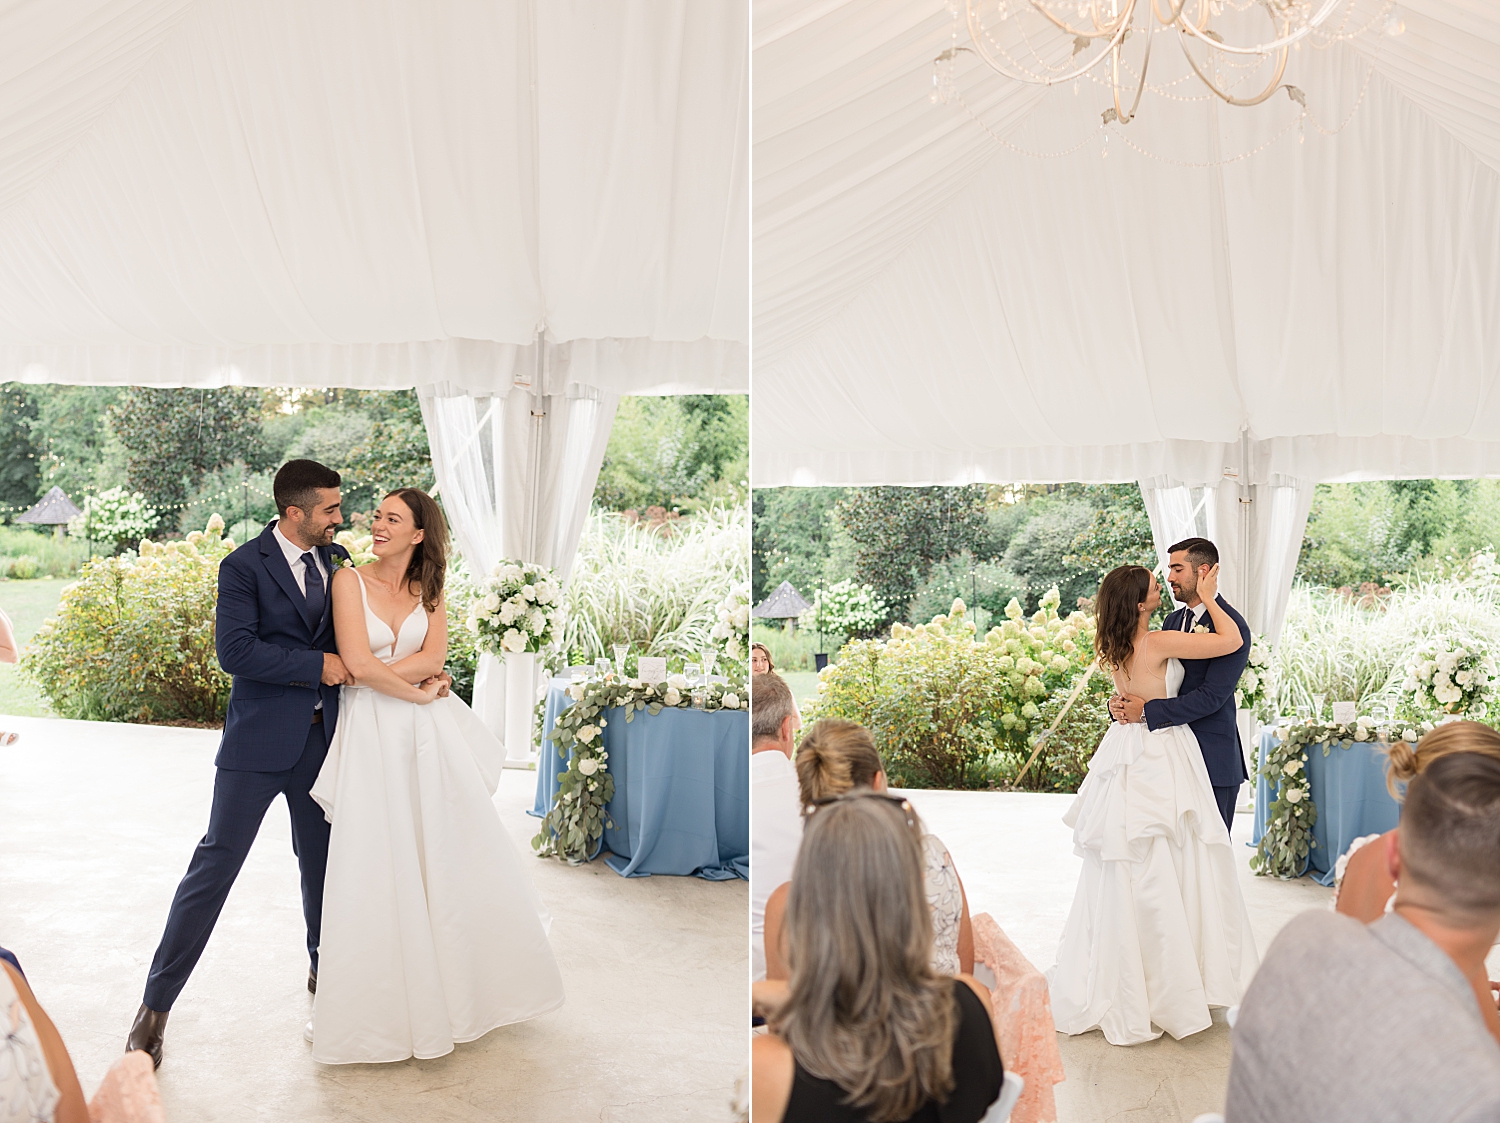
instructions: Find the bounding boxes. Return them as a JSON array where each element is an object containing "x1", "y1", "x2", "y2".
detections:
[
  {"x1": 1401, "y1": 643, "x2": 1495, "y2": 719},
  {"x1": 532, "y1": 667, "x2": 749, "y2": 864},
  {"x1": 468, "y1": 559, "x2": 564, "y2": 657},
  {"x1": 1236, "y1": 635, "x2": 1273, "y2": 714},
  {"x1": 709, "y1": 581, "x2": 752, "y2": 661}
]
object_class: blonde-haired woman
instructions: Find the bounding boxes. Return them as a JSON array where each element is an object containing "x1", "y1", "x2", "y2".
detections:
[
  {"x1": 762, "y1": 719, "x2": 972, "y2": 979},
  {"x1": 1335, "y1": 721, "x2": 1500, "y2": 922},
  {"x1": 752, "y1": 792, "x2": 1003, "y2": 1123}
]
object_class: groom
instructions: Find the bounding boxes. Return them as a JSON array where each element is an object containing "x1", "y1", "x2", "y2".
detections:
[
  {"x1": 126, "y1": 460, "x2": 352, "y2": 1067},
  {"x1": 1110, "y1": 536, "x2": 1251, "y2": 835}
]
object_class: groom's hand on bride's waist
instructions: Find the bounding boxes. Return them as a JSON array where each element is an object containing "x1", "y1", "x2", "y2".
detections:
[{"x1": 321, "y1": 653, "x2": 352, "y2": 686}]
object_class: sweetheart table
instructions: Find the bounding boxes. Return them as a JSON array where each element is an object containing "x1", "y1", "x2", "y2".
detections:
[
  {"x1": 529, "y1": 677, "x2": 749, "y2": 880},
  {"x1": 1250, "y1": 728, "x2": 1401, "y2": 885}
]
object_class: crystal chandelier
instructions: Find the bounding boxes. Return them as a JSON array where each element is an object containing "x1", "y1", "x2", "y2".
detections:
[{"x1": 932, "y1": 0, "x2": 1400, "y2": 124}]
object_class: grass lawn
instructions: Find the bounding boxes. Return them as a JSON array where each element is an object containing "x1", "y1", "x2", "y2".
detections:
[
  {"x1": 0, "y1": 578, "x2": 68, "y2": 717},
  {"x1": 782, "y1": 670, "x2": 820, "y2": 712}
]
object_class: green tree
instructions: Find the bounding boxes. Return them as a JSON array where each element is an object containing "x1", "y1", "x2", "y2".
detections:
[
  {"x1": 593, "y1": 395, "x2": 747, "y2": 512},
  {"x1": 751, "y1": 486, "x2": 845, "y2": 603},
  {"x1": 0, "y1": 384, "x2": 39, "y2": 516},
  {"x1": 835, "y1": 486, "x2": 990, "y2": 624},
  {"x1": 107, "y1": 387, "x2": 271, "y2": 512},
  {"x1": 341, "y1": 389, "x2": 434, "y2": 511},
  {"x1": 33, "y1": 386, "x2": 124, "y2": 501},
  {"x1": 1002, "y1": 500, "x2": 1096, "y2": 612}
]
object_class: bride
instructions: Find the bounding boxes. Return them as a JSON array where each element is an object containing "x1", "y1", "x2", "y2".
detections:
[
  {"x1": 1048, "y1": 563, "x2": 1258, "y2": 1046},
  {"x1": 307, "y1": 488, "x2": 565, "y2": 1064}
]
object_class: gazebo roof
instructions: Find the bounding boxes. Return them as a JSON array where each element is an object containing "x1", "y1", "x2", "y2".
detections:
[
  {"x1": 17, "y1": 486, "x2": 81, "y2": 526},
  {"x1": 753, "y1": 581, "x2": 812, "y2": 620}
]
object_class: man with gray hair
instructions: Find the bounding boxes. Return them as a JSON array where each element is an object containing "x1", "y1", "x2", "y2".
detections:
[
  {"x1": 1226, "y1": 750, "x2": 1500, "y2": 1122},
  {"x1": 751, "y1": 671, "x2": 803, "y2": 982}
]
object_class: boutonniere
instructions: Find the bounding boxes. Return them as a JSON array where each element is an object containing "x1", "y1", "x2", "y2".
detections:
[
  {"x1": 1193, "y1": 624, "x2": 1210, "y2": 634},
  {"x1": 336, "y1": 555, "x2": 356, "y2": 570}
]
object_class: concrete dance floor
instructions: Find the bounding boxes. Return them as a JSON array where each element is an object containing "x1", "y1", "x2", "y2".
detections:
[{"x1": 0, "y1": 715, "x2": 747, "y2": 1123}]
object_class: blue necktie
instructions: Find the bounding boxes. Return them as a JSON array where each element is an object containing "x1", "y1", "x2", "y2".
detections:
[{"x1": 301, "y1": 553, "x2": 325, "y2": 623}]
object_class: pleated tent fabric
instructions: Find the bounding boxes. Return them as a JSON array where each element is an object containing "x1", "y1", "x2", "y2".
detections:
[
  {"x1": 0, "y1": 0, "x2": 748, "y2": 395},
  {"x1": 752, "y1": 0, "x2": 1500, "y2": 488}
]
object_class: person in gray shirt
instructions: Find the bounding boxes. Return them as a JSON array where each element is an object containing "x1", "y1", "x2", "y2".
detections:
[{"x1": 1227, "y1": 751, "x2": 1500, "y2": 1123}]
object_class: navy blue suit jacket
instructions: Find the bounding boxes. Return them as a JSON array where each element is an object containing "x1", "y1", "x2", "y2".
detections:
[
  {"x1": 1143, "y1": 595, "x2": 1251, "y2": 787},
  {"x1": 214, "y1": 523, "x2": 349, "y2": 772}
]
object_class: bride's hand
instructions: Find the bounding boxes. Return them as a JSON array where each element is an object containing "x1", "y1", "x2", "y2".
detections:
[
  {"x1": 417, "y1": 677, "x2": 443, "y2": 705},
  {"x1": 1198, "y1": 562, "x2": 1220, "y2": 603}
]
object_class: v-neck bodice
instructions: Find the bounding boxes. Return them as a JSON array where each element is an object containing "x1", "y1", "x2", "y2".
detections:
[{"x1": 354, "y1": 570, "x2": 428, "y2": 664}]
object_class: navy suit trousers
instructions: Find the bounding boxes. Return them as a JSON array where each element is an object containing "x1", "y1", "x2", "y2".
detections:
[
  {"x1": 143, "y1": 721, "x2": 330, "y2": 1011},
  {"x1": 1213, "y1": 784, "x2": 1238, "y2": 837}
]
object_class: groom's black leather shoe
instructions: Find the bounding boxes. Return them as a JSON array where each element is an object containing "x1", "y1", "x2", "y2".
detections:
[
  {"x1": 308, "y1": 968, "x2": 317, "y2": 995},
  {"x1": 126, "y1": 1004, "x2": 168, "y2": 1069}
]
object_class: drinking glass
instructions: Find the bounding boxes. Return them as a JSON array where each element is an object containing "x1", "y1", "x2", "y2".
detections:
[
  {"x1": 1311, "y1": 693, "x2": 1327, "y2": 721},
  {"x1": 613, "y1": 644, "x2": 629, "y2": 675},
  {"x1": 597, "y1": 657, "x2": 612, "y2": 678},
  {"x1": 701, "y1": 650, "x2": 717, "y2": 685},
  {"x1": 685, "y1": 663, "x2": 700, "y2": 684}
]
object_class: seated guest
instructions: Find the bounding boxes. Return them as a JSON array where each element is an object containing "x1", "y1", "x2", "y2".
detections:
[
  {"x1": 751, "y1": 672, "x2": 804, "y2": 982},
  {"x1": 1335, "y1": 721, "x2": 1500, "y2": 922},
  {"x1": 2, "y1": 959, "x2": 88, "y2": 1123},
  {"x1": 752, "y1": 792, "x2": 1003, "y2": 1123},
  {"x1": 751, "y1": 643, "x2": 773, "y2": 675},
  {"x1": 763, "y1": 719, "x2": 973, "y2": 979},
  {"x1": 1225, "y1": 753, "x2": 1500, "y2": 1122}
]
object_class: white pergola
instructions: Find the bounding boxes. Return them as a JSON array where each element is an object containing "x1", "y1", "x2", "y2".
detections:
[
  {"x1": 0, "y1": 0, "x2": 748, "y2": 747},
  {"x1": 753, "y1": 0, "x2": 1500, "y2": 644}
]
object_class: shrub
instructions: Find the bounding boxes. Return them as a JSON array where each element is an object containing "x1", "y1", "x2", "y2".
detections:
[
  {"x1": 0, "y1": 526, "x2": 91, "y2": 577},
  {"x1": 68, "y1": 488, "x2": 159, "y2": 554},
  {"x1": 444, "y1": 559, "x2": 480, "y2": 705},
  {"x1": 908, "y1": 552, "x2": 1026, "y2": 629},
  {"x1": 751, "y1": 621, "x2": 829, "y2": 672},
  {"x1": 810, "y1": 591, "x2": 1098, "y2": 789},
  {"x1": 5, "y1": 555, "x2": 39, "y2": 579},
  {"x1": 802, "y1": 579, "x2": 887, "y2": 639},
  {"x1": 24, "y1": 517, "x2": 233, "y2": 723}
]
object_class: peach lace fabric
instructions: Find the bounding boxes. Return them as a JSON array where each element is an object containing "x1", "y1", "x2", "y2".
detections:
[
  {"x1": 972, "y1": 913, "x2": 1065, "y2": 1123},
  {"x1": 87, "y1": 1051, "x2": 164, "y2": 1123}
]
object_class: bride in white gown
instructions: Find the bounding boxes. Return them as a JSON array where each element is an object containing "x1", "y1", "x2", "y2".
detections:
[
  {"x1": 1048, "y1": 563, "x2": 1258, "y2": 1046},
  {"x1": 308, "y1": 488, "x2": 565, "y2": 1064}
]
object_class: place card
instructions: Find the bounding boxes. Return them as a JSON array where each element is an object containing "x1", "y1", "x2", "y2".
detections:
[
  {"x1": 637, "y1": 656, "x2": 668, "y2": 684},
  {"x1": 1331, "y1": 701, "x2": 1357, "y2": 724}
]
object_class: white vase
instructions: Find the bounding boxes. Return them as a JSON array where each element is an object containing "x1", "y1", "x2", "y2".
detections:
[{"x1": 504, "y1": 650, "x2": 538, "y2": 763}]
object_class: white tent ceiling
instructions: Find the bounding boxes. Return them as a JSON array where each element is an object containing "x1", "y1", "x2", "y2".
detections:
[
  {"x1": 752, "y1": 0, "x2": 1500, "y2": 488},
  {"x1": 0, "y1": 0, "x2": 748, "y2": 396}
]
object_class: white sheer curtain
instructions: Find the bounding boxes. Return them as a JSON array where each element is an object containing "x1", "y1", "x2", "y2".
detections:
[
  {"x1": 419, "y1": 374, "x2": 619, "y2": 755},
  {"x1": 1139, "y1": 465, "x2": 1313, "y2": 646}
]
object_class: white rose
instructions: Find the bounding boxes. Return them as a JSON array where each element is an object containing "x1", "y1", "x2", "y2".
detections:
[
  {"x1": 1242, "y1": 670, "x2": 1259, "y2": 692},
  {"x1": 484, "y1": 592, "x2": 501, "y2": 612},
  {"x1": 722, "y1": 693, "x2": 740, "y2": 709},
  {"x1": 578, "y1": 756, "x2": 599, "y2": 775},
  {"x1": 576, "y1": 725, "x2": 597, "y2": 744},
  {"x1": 523, "y1": 584, "x2": 537, "y2": 602},
  {"x1": 1193, "y1": 624, "x2": 1210, "y2": 634},
  {"x1": 667, "y1": 673, "x2": 689, "y2": 690},
  {"x1": 732, "y1": 605, "x2": 750, "y2": 631},
  {"x1": 1282, "y1": 759, "x2": 1302, "y2": 775},
  {"x1": 527, "y1": 608, "x2": 547, "y2": 634},
  {"x1": 1456, "y1": 669, "x2": 1472, "y2": 686},
  {"x1": 1403, "y1": 728, "x2": 1419, "y2": 743},
  {"x1": 499, "y1": 600, "x2": 520, "y2": 625},
  {"x1": 568, "y1": 684, "x2": 585, "y2": 701},
  {"x1": 1285, "y1": 788, "x2": 1304, "y2": 804},
  {"x1": 502, "y1": 628, "x2": 526, "y2": 653},
  {"x1": 663, "y1": 688, "x2": 681, "y2": 706}
]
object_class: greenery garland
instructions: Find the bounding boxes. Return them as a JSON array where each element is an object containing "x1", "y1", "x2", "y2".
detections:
[
  {"x1": 531, "y1": 673, "x2": 747, "y2": 864},
  {"x1": 1250, "y1": 716, "x2": 1433, "y2": 879}
]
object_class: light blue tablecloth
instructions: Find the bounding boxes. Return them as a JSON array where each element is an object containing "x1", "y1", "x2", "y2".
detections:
[
  {"x1": 1251, "y1": 728, "x2": 1402, "y2": 885},
  {"x1": 530, "y1": 677, "x2": 749, "y2": 880}
]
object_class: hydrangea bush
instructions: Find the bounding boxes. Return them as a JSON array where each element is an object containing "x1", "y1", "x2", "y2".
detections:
[
  {"x1": 25, "y1": 516, "x2": 233, "y2": 723},
  {"x1": 801, "y1": 579, "x2": 889, "y2": 640},
  {"x1": 68, "y1": 487, "x2": 159, "y2": 555},
  {"x1": 809, "y1": 590, "x2": 1099, "y2": 790},
  {"x1": 468, "y1": 560, "x2": 564, "y2": 656}
]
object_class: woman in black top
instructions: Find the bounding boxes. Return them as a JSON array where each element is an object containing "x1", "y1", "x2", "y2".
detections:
[{"x1": 752, "y1": 791, "x2": 1004, "y2": 1123}]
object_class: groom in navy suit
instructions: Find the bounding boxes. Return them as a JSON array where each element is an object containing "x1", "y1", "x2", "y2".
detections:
[
  {"x1": 1110, "y1": 537, "x2": 1251, "y2": 836},
  {"x1": 127, "y1": 460, "x2": 352, "y2": 1068}
]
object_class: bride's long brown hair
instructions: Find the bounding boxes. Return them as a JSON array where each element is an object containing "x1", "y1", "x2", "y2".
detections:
[
  {"x1": 384, "y1": 488, "x2": 448, "y2": 612},
  {"x1": 1094, "y1": 565, "x2": 1154, "y2": 674}
]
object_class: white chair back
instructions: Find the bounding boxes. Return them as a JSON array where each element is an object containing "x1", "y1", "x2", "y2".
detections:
[
  {"x1": 1190, "y1": 1114, "x2": 1226, "y2": 1123},
  {"x1": 980, "y1": 1071, "x2": 1025, "y2": 1122}
]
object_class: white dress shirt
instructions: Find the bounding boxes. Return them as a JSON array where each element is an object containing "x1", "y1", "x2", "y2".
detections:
[
  {"x1": 274, "y1": 520, "x2": 329, "y2": 705},
  {"x1": 751, "y1": 747, "x2": 803, "y2": 982}
]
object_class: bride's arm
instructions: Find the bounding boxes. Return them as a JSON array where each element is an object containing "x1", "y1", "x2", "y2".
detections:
[
  {"x1": 386, "y1": 595, "x2": 448, "y2": 683},
  {"x1": 331, "y1": 569, "x2": 438, "y2": 705},
  {"x1": 1149, "y1": 564, "x2": 1245, "y2": 660}
]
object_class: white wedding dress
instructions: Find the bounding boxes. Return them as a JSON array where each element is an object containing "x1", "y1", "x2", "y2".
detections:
[
  {"x1": 1047, "y1": 658, "x2": 1258, "y2": 1046},
  {"x1": 307, "y1": 574, "x2": 565, "y2": 1064}
]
